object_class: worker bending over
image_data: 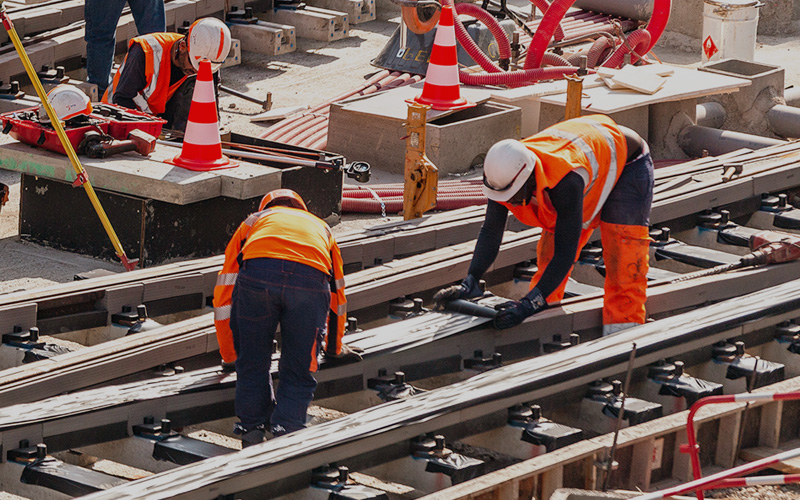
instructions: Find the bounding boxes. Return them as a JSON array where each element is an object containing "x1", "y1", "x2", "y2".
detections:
[
  {"x1": 436, "y1": 115, "x2": 654, "y2": 335},
  {"x1": 102, "y1": 17, "x2": 231, "y2": 132},
  {"x1": 214, "y1": 189, "x2": 363, "y2": 446}
]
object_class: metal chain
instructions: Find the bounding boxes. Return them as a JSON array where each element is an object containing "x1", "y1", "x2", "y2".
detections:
[{"x1": 362, "y1": 186, "x2": 387, "y2": 218}]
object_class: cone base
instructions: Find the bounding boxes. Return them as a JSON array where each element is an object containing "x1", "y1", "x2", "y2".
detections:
[
  {"x1": 407, "y1": 94, "x2": 476, "y2": 112},
  {"x1": 166, "y1": 154, "x2": 238, "y2": 171}
]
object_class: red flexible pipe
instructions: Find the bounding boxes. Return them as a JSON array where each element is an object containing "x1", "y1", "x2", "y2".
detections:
[
  {"x1": 524, "y1": 0, "x2": 576, "y2": 70},
  {"x1": 644, "y1": 0, "x2": 672, "y2": 54},
  {"x1": 450, "y1": 1, "x2": 505, "y2": 73},
  {"x1": 601, "y1": 28, "x2": 651, "y2": 68},
  {"x1": 342, "y1": 195, "x2": 487, "y2": 213},
  {"x1": 460, "y1": 65, "x2": 578, "y2": 87},
  {"x1": 530, "y1": 0, "x2": 565, "y2": 41}
]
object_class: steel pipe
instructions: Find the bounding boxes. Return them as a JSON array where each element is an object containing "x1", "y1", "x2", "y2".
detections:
[
  {"x1": 695, "y1": 102, "x2": 726, "y2": 129},
  {"x1": 767, "y1": 104, "x2": 800, "y2": 139},
  {"x1": 784, "y1": 86, "x2": 800, "y2": 108},
  {"x1": 573, "y1": 0, "x2": 652, "y2": 21},
  {"x1": 678, "y1": 125, "x2": 785, "y2": 158}
]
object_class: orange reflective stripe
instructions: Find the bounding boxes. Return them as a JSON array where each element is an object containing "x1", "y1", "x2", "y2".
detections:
[
  {"x1": 309, "y1": 335, "x2": 319, "y2": 372},
  {"x1": 529, "y1": 228, "x2": 594, "y2": 303}
]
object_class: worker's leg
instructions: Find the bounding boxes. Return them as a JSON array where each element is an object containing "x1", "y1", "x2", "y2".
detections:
[
  {"x1": 161, "y1": 77, "x2": 196, "y2": 132},
  {"x1": 230, "y1": 258, "x2": 282, "y2": 440},
  {"x1": 600, "y1": 150, "x2": 655, "y2": 335},
  {"x1": 272, "y1": 261, "x2": 330, "y2": 434},
  {"x1": 529, "y1": 229, "x2": 595, "y2": 303},
  {"x1": 126, "y1": 0, "x2": 166, "y2": 40},
  {"x1": 84, "y1": 0, "x2": 127, "y2": 95}
]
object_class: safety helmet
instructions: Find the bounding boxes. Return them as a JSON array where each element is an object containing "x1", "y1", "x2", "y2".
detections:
[
  {"x1": 259, "y1": 189, "x2": 308, "y2": 211},
  {"x1": 482, "y1": 139, "x2": 538, "y2": 203},
  {"x1": 186, "y1": 18, "x2": 232, "y2": 72},
  {"x1": 45, "y1": 84, "x2": 93, "y2": 121}
]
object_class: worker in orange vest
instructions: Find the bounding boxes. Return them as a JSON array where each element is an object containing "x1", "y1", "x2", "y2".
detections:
[
  {"x1": 102, "y1": 17, "x2": 231, "y2": 131},
  {"x1": 213, "y1": 189, "x2": 363, "y2": 446},
  {"x1": 435, "y1": 115, "x2": 654, "y2": 335}
]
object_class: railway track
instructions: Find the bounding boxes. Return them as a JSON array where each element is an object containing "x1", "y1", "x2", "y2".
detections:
[{"x1": 3, "y1": 142, "x2": 800, "y2": 499}]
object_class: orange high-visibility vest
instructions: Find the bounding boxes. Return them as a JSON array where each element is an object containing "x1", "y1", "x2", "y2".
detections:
[
  {"x1": 212, "y1": 206, "x2": 347, "y2": 365},
  {"x1": 103, "y1": 33, "x2": 188, "y2": 115},
  {"x1": 501, "y1": 115, "x2": 627, "y2": 231}
]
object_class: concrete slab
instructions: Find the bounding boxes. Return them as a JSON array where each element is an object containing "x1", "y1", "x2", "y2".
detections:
[{"x1": 0, "y1": 135, "x2": 282, "y2": 205}]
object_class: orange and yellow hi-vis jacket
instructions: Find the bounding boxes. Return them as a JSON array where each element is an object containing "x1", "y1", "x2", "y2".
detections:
[
  {"x1": 103, "y1": 33, "x2": 188, "y2": 115},
  {"x1": 212, "y1": 206, "x2": 346, "y2": 364}
]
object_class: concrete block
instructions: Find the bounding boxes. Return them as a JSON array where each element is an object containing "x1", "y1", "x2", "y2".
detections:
[
  {"x1": 538, "y1": 102, "x2": 650, "y2": 143},
  {"x1": 699, "y1": 59, "x2": 785, "y2": 137},
  {"x1": 261, "y1": 6, "x2": 348, "y2": 41},
  {"x1": 328, "y1": 101, "x2": 521, "y2": 176},
  {"x1": 221, "y1": 38, "x2": 241, "y2": 68},
  {"x1": 229, "y1": 21, "x2": 295, "y2": 56},
  {"x1": 307, "y1": 0, "x2": 374, "y2": 24},
  {"x1": 166, "y1": 0, "x2": 198, "y2": 31}
]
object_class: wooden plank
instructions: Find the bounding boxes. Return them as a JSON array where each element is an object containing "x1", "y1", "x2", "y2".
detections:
[
  {"x1": 100, "y1": 283, "x2": 146, "y2": 323},
  {"x1": 539, "y1": 66, "x2": 750, "y2": 114},
  {"x1": 142, "y1": 273, "x2": 205, "y2": 303},
  {"x1": 740, "y1": 445, "x2": 800, "y2": 473},
  {"x1": 611, "y1": 65, "x2": 667, "y2": 95},
  {"x1": 714, "y1": 413, "x2": 742, "y2": 469},
  {"x1": 759, "y1": 400, "x2": 783, "y2": 449},
  {"x1": 629, "y1": 438, "x2": 654, "y2": 491}
]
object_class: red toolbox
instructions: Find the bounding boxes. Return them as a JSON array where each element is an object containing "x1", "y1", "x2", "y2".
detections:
[
  {"x1": 91, "y1": 103, "x2": 167, "y2": 140},
  {"x1": 0, "y1": 107, "x2": 109, "y2": 156}
]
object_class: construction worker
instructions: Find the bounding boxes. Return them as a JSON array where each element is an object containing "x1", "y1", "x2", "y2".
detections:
[
  {"x1": 213, "y1": 189, "x2": 363, "y2": 446},
  {"x1": 435, "y1": 115, "x2": 654, "y2": 335},
  {"x1": 102, "y1": 17, "x2": 231, "y2": 132},
  {"x1": 84, "y1": 0, "x2": 165, "y2": 97}
]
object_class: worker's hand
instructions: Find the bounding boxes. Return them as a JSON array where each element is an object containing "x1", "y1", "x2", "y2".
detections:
[
  {"x1": 220, "y1": 361, "x2": 236, "y2": 373},
  {"x1": 433, "y1": 275, "x2": 483, "y2": 307},
  {"x1": 323, "y1": 343, "x2": 364, "y2": 367},
  {"x1": 493, "y1": 288, "x2": 547, "y2": 330}
]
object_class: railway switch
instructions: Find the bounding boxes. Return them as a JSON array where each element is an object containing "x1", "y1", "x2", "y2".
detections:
[
  {"x1": 543, "y1": 334, "x2": 580, "y2": 353},
  {"x1": 126, "y1": 305, "x2": 163, "y2": 335},
  {"x1": 519, "y1": 404, "x2": 583, "y2": 452},
  {"x1": 694, "y1": 340, "x2": 785, "y2": 393},
  {"x1": 309, "y1": 465, "x2": 389, "y2": 499},
  {"x1": 389, "y1": 297, "x2": 425, "y2": 318},
  {"x1": 577, "y1": 380, "x2": 663, "y2": 435},
  {"x1": 464, "y1": 351, "x2": 502, "y2": 371},
  {"x1": 757, "y1": 321, "x2": 800, "y2": 378},
  {"x1": 1, "y1": 326, "x2": 71, "y2": 366},
  {"x1": 639, "y1": 360, "x2": 723, "y2": 413},
  {"x1": 19, "y1": 443, "x2": 127, "y2": 496},
  {"x1": 369, "y1": 371, "x2": 425, "y2": 402}
]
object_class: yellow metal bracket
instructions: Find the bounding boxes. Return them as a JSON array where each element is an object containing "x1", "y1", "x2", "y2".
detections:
[
  {"x1": 403, "y1": 102, "x2": 438, "y2": 221},
  {"x1": 0, "y1": 4, "x2": 138, "y2": 270}
]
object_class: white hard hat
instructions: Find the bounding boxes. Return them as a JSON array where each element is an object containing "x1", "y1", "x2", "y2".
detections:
[
  {"x1": 186, "y1": 18, "x2": 232, "y2": 72},
  {"x1": 45, "y1": 84, "x2": 92, "y2": 121},
  {"x1": 482, "y1": 139, "x2": 538, "y2": 202}
]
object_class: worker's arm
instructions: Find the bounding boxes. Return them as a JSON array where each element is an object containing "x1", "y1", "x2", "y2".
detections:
[
  {"x1": 494, "y1": 171, "x2": 584, "y2": 329},
  {"x1": 110, "y1": 44, "x2": 148, "y2": 110},
  {"x1": 533, "y1": 171, "x2": 584, "y2": 299},
  {"x1": 433, "y1": 200, "x2": 507, "y2": 304},
  {"x1": 212, "y1": 222, "x2": 248, "y2": 364}
]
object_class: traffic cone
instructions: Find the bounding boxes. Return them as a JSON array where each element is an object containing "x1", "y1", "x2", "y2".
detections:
[
  {"x1": 167, "y1": 59, "x2": 236, "y2": 171},
  {"x1": 408, "y1": 4, "x2": 475, "y2": 111}
]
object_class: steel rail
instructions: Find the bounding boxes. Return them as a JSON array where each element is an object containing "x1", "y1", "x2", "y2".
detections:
[{"x1": 62, "y1": 276, "x2": 800, "y2": 500}]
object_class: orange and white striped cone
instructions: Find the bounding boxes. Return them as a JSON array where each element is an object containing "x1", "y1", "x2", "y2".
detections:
[
  {"x1": 167, "y1": 59, "x2": 236, "y2": 171},
  {"x1": 407, "y1": 4, "x2": 475, "y2": 111}
]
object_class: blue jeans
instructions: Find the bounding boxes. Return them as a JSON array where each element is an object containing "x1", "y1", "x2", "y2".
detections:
[
  {"x1": 600, "y1": 152, "x2": 655, "y2": 226},
  {"x1": 231, "y1": 258, "x2": 330, "y2": 433},
  {"x1": 84, "y1": 0, "x2": 165, "y2": 95}
]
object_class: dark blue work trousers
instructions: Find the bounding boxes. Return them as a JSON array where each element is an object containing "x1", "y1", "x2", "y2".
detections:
[
  {"x1": 231, "y1": 258, "x2": 330, "y2": 433},
  {"x1": 84, "y1": 0, "x2": 165, "y2": 95}
]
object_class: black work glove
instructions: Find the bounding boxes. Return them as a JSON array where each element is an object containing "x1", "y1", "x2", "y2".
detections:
[
  {"x1": 493, "y1": 288, "x2": 547, "y2": 330},
  {"x1": 323, "y1": 343, "x2": 364, "y2": 367},
  {"x1": 221, "y1": 361, "x2": 236, "y2": 373},
  {"x1": 433, "y1": 274, "x2": 483, "y2": 306}
]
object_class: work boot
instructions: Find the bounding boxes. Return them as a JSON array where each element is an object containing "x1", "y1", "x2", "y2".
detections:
[
  {"x1": 234, "y1": 423, "x2": 267, "y2": 448},
  {"x1": 270, "y1": 424, "x2": 288, "y2": 437}
]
